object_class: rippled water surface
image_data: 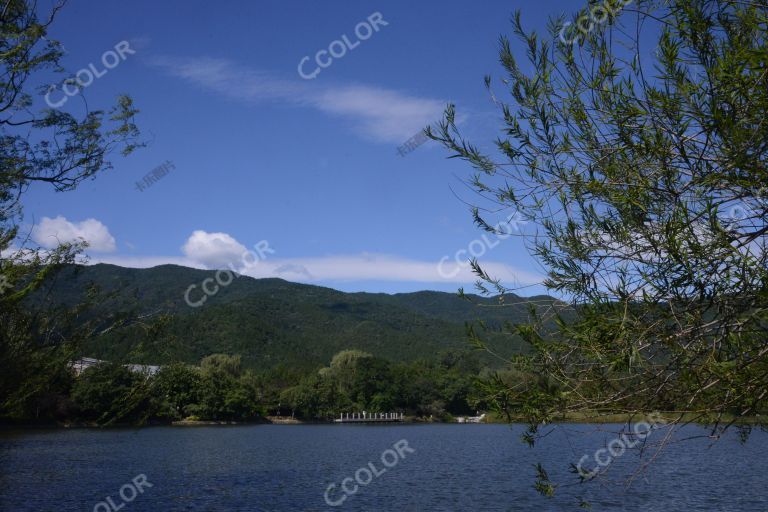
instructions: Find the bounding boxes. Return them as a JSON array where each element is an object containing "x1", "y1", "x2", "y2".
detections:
[{"x1": 1, "y1": 423, "x2": 766, "y2": 511}]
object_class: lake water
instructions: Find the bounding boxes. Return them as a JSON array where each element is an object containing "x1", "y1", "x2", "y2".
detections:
[{"x1": 1, "y1": 423, "x2": 766, "y2": 511}]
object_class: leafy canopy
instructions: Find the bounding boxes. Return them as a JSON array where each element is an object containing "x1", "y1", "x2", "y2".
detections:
[
  {"x1": 430, "y1": 0, "x2": 768, "y2": 464},
  {"x1": 0, "y1": 0, "x2": 142, "y2": 421}
]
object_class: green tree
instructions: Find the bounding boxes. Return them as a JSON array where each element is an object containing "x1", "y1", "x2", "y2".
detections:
[
  {"x1": 280, "y1": 379, "x2": 320, "y2": 419},
  {"x1": 225, "y1": 370, "x2": 266, "y2": 420},
  {"x1": 201, "y1": 353, "x2": 242, "y2": 377},
  {"x1": 152, "y1": 363, "x2": 202, "y2": 420},
  {"x1": 326, "y1": 349, "x2": 372, "y2": 399},
  {"x1": 348, "y1": 356, "x2": 392, "y2": 409},
  {"x1": 430, "y1": 0, "x2": 768, "y2": 491},
  {"x1": 72, "y1": 363, "x2": 154, "y2": 425},
  {"x1": 391, "y1": 362, "x2": 441, "y2": 416},
  {"x1": 195, "y1": 355, "x2": 240, "y2": 420},
  {"x1": 189, "y1": 354, "x2": 266, "y2": 421},
  {"x1": 0, "y1": 0, "x2": 141, "y2": 422},
  {"x1": 1, "y1": 341, "x2": 76, "y2": 422}
]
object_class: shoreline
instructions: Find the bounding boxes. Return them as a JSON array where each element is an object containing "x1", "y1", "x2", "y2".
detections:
[{"x1": 1, "y1": 412, "x2": 762, "y2": 431}]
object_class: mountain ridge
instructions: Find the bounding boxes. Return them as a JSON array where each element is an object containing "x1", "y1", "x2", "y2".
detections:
[{"x1": 35, "y1": 263, "x2": 570, "y2": 370}]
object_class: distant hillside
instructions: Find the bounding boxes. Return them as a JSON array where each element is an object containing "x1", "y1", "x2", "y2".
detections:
[{"x1": 32, "y1": 264, "x2": 571, "y2": 370}]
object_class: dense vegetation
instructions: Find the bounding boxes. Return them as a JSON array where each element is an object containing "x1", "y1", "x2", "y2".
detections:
[
  {"x1": 2, "y1": 259, "x2": 566, "y2": 424},
  {"x1": 29, "y1": 263, "x2": 567, "y2": 370},
  {"x1": 429, "y1": 0, "x2": 768, "y2": 497},
  {"x1": 7, "y1": 350, "x2": 487, "y2": 426},
  {"x1": 0, "y1": 0, "x2": 142, "y2": 425},
  {"x1": 5, "y1": 262, "x2": 534, "y2": 425}
]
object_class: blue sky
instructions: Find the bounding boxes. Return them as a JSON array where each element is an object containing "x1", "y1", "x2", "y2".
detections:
[{"x1": 22, "y1": 0, "x2": 597, "y2": 295}]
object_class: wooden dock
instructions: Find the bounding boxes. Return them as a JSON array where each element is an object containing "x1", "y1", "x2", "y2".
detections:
[{"x1": 334, "y1": 412, "x2": 404, "y2": 423}]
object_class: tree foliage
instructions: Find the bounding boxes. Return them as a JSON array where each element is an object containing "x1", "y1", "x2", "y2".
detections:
[
  {"x1": 0, "y1": 0, "x2": 142, "y2": 421},
  {"x1": 0, "y1": 349, "x2": 486, "y2": 426},
  {"x1": 429, "y1": 0, "x2": 768, "y2": 489}
]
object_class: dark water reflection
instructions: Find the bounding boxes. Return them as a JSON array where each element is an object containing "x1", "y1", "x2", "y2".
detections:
[{"x1": 0, "y1": 423, "x2": 766, "y2": 511}]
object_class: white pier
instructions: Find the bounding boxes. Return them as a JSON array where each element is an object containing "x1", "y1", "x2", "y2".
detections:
[{"x1": 334, "y1": 412, "x2": 404, "y2": 423}]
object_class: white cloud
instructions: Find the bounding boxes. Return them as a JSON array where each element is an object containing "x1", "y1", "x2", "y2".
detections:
[
  {"x1": 274, "y1": 263, "x2": 314, "y2": 280},
  {"x1": 314, "y1": 85, "x2": 444, "y2": 142},
  {"x1": 238, "y1": 253, "x2": 542, "y2": 286},
  {"x1": 150, "y1": 56, "x2": 445, "y2": 143},
  {"x1": 32, "y1": 216, "x2": 116, "y2": 252},
  {"x1": 82, "y1": 229, "x2": 541, "y2": 288},
  {"x1": 181, "y1": 230, "x2": 249, "y2": 269},
  {"x1": 92, "y1": 248, "x2": 541, "y2": 288}
]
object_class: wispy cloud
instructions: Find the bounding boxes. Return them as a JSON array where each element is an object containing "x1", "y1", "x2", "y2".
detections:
[
  {"x1": 91, "y1": 252, "x2": 541, "y2": 287},
  {"x1": 70, "y1": 229, "x2": 540, "y2": 288},
  {"x1": 150, "y1": 56, "x2": 445, "y2": 143},
  {"x1": 243, "y1": 253, "x2": 542, "y2": 286}
]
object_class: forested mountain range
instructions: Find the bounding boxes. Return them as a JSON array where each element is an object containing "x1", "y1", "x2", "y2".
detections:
[{"x1": 34, "y1": 264, "x2": 569, "y2": 370}]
